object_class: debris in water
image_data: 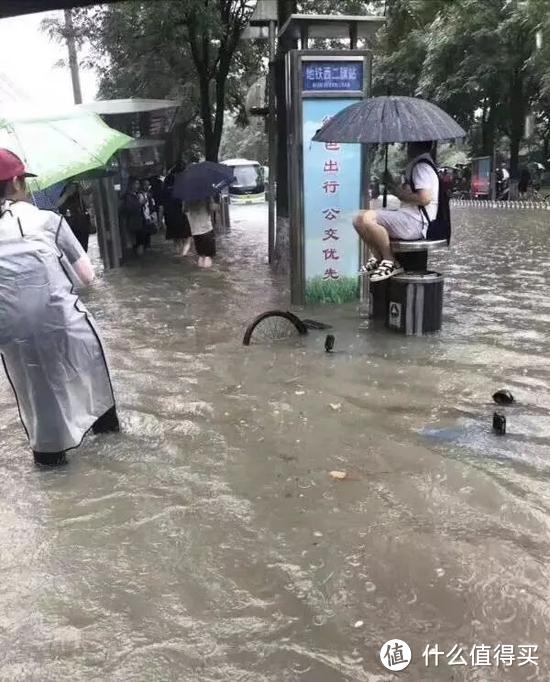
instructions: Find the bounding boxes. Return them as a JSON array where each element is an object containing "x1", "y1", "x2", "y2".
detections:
[
  {"x1": 329, "y1": 403, "x2": 342, "y2": 412},
  {"x1": 295, "y1": 390, "x2": 305, "y2": 396},
  {"x1": 353, "y1": 620, "x2": 364, "y2": 629},
  {"x1": 325, "y1": 334, "x2": 335, "y2": 352},
  {"x1": 493, "y1": 389, "x2": 514, "y2": 405},
  {"x1": 313, "y1": 531, "x2": 323, "y2": 538},
  {"x1": 330, "y1": 470, "x2": 347, "y2": 480},
  {"x1": 303, "y1": 319, "x2": 333, "y2": 330},
  {"x1": 493, "y1": 412, "x2": 506, "y2": 435}
]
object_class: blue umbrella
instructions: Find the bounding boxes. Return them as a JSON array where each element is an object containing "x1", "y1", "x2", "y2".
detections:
[
  {"x1": 31, "y1": 181, "x2": 65, "y2": 211},
  {"x1": 171, "y1": 161, "x2": 235, "y2": 203}
]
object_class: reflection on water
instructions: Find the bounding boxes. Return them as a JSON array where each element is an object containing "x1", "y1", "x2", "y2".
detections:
[{"x1": 0, "y1": 206, "x2": 549, "y2": 681}]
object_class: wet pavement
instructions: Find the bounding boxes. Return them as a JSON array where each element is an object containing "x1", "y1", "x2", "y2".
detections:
[{"x1": 0, "y1": 204, "x2": 549, "y2": 681}]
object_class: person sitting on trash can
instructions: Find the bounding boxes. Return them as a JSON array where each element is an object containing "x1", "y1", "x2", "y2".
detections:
[
  {"x1": 353, "y1": 140, "x2": 439, "y2": 282},
  {"x1": 0, "y1": 149, "x2": 120, "y2": 467}
]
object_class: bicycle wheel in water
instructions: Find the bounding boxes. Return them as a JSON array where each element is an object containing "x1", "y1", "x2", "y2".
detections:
[{"x1": 243, "y1": 310, "x2": 308, "y2": 346}]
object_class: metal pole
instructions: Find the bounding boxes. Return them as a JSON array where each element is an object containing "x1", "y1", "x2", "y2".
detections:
[
  {"x1": 268, "y1": 19, "x2": 277, "y2": 263},
  {"x1": 359, "y1": 53, "x2": 373, "y2": 319},
  {"x1": 349, "y1": 22, "x2": 358, "y2": 50},
  {"x1": 359, "y1": 144, "x2": 371, "y2": 318},
  {"x1": 64, "y1": 9, "x2": 82, "y2": 105},
  {"x1": 382, "y1": 144, "x2": 388, "y2": 207},
  {"x1": 490, "y1": 146, "x2": 497, "y2": 200}
]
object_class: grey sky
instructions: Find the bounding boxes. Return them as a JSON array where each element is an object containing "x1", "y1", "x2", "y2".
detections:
[{"x1": 0, "y1": 10, "x2": 97, "y2": 106}]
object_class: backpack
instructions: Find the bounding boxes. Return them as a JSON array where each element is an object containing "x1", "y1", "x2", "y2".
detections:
[{"x1": 409, "y1": 157, "x2": 451, "y2": 244}]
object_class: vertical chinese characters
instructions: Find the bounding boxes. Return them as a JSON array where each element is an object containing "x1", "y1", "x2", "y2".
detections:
[{"x1": 320, "y1": 126, "x2": 343, "y2": 281}]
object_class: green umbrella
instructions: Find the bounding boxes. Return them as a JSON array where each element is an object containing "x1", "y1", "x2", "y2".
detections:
[{"x1": 0, "y1": 106, "x2": 132, "y2": 192}]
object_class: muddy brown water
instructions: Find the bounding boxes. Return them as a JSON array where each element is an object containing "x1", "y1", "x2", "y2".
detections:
[{"x1": 0, "y1": 205, "x2": 549, "y2": 681}]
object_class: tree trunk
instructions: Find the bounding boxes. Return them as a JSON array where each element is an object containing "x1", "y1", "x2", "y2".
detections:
[
  {"x1": 64, "y1": 9, "x2": 82, "y2": 104},
  {"x1": 480, "y1": 97, "x2": 497, "y2": 157},
  {"x1": 509, "y1": 70, "x2": 525, "y2": 179},
  {"x1": 543, "y1": 131, "x2": 550, "y2": 167},
  {"x1": 210, "y1": 54, "x2": 232, "y2": 162}
]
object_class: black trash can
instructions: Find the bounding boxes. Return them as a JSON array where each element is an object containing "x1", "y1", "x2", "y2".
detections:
[
  {"x1": 386, "y1": 271, "x2": 444, "y2": 335},
  {"x1": 369, "y1": 279, "x2": 389, "y2": 320}
]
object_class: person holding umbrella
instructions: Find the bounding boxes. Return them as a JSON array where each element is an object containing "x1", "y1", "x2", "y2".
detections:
[
  {"x1": 184, "y1": 197, "x2": 216, "y2": 268},
  {"x1": 313, "y1": 96, "x2": 465, "y2": 283},
  {"x1": 353, "y1": 140, "x2": 439, "y2": 281},
  {"x1": 0, "y1": 149, "x2": 120, "y2": 466},
  {"x1": 172, "y1": 160, "x2": 234, "y2": 268}
]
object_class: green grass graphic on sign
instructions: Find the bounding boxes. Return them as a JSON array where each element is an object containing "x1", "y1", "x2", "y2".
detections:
[{"x1": 305, "y1": 276, "x2": 359, "y2": 304}]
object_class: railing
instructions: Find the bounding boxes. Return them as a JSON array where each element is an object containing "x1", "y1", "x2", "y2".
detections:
[{"x1": 451, "y1": 199, "x2": 550, "y2": 211}]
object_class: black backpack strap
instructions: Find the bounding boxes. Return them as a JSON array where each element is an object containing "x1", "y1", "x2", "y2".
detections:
[{"x1": 409, "y1": 158, "x2": 438, "y2": 225}]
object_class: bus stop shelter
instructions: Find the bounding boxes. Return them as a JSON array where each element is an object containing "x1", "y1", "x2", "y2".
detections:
[{"x1": 77, "y1": 98, "x2": 180, "y2": 270}]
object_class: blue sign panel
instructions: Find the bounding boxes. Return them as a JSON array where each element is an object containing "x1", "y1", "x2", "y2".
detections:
[
  {"x1": 303, "y1": 61, "x2": 363, "y2": 92},
  {"x1": 302, "y1": 97, "x2": 362, "y2": 303}
]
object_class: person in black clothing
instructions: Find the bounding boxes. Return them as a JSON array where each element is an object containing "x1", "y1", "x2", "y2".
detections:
[
  {"x1": 57, "y1": 181, "x2": 92, "y2": 252},
  {"x1": 121, "y1": 178, "x2": 150, "y2": 256},
  {"x1": 518, "y1": 166, "x2": 531, "y2": 195},
  {"x1": 163, "y1": 161, "x2": 192, "y2": 256},
  {"x1": 148, "y1": 175, "x2": 164, "y2": 230}
]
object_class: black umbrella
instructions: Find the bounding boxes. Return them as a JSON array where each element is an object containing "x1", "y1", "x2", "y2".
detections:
[
  {"x1": 312, "y1": 96, "x2": 466, "y2": 207},
  {"x1": 171, "y1": 161, "x2": 235, "y2": 203}
]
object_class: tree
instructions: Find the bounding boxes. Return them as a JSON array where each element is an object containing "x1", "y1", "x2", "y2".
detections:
[
  {"x1": 220, "y1": 116, "x2": 268, "y2": 163},
  {"x1": 42, "y1": 1, "x2": 261, "y2": 162},
  {"x1": 181, "y1": 0, "x2": 257, "y2": 160},
  {"x1": 372, "y1": 0, "x2": 544, "y2": 178}
]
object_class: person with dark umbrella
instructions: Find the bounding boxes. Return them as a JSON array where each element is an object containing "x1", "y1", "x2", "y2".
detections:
[
  {"x1": 171, "y1": 159, "x2": 234, "y2": 268},
  {"x1": 313, "y1": 96, "x2": 465, "y2": 284},
  {"x1": 354, "y1": 140, "x2": 439, "y2": 281}
]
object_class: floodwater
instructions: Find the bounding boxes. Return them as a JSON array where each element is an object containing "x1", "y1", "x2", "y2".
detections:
[{"x1": 1, "y1": 204, "x2": 550, "y2": 681}]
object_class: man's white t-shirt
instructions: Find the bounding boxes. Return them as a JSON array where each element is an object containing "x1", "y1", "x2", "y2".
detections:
[{"x1": 400, "y1": 154, "x2": 439, "y2": 236}]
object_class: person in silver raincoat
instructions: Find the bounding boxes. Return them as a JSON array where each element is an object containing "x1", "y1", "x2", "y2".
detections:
[{"x1": 0, "y1": 149, "x2": 119, "y2": 466}]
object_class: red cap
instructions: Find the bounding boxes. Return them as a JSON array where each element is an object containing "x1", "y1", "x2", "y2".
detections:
[{"x1": 0, "y1": 149, "x2": 36, "y2": 182}]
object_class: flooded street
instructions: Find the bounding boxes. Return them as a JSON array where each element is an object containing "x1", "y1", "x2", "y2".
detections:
[{"x1": 1, "y1": 204, "x2": 550, "y2": 681}]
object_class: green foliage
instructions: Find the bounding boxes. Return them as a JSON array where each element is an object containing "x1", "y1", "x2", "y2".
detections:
[
  {"x1": 42, "y1": 1, "x2": 262, "y2": 163},
  {"x1": 220, "y1": 117, "x2": 268, "y2": 164},
  {"x1": 306, "y1": 277, "x2": 359, "y2": 304},
  {"x1": 372, "y1": 0, "x2": 547, "y2": 174},
  {"x1": 298, "y1": 0, "x2": 383, "y2": 13},
  {"x1": 44, "y1": 0, "x2": 550, "y2": 173}
]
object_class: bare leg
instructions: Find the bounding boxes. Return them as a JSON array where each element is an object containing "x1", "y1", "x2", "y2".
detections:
[
  {"x1": 181, "y1": 237, "x2": 192, "y2": 256},
  {"x1": 353, "y1": 210, "x2": 394, "y2": 262}
]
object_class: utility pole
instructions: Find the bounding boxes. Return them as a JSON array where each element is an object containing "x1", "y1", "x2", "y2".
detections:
[
  {"x1": 273, "y1": 0, "x2": 297, "y2": 271},
  {"x1": 64, "y1": 9, "x2": 82, "y2": 105}
]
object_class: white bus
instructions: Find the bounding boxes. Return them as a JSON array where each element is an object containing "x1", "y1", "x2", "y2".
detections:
[{"x1": 221, "y1": 158, "x2": 265, "y2": 204}]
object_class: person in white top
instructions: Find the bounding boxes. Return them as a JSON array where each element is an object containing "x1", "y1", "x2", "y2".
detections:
[
  {"x1": 353, "y1": 140, "x2": 439, "y2": 282},
  {"x1": 184, "y1": 198, "x2": 216, "y2": 268}
]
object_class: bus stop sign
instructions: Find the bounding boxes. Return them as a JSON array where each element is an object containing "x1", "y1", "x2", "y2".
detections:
[{"x1": 287, "y1": 50, "x2": 371, "y2": 305}]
